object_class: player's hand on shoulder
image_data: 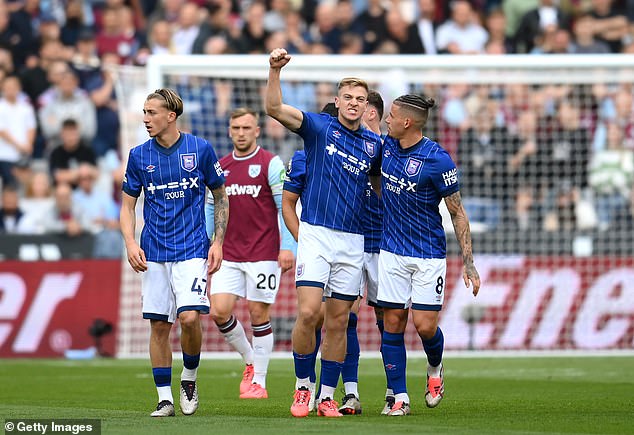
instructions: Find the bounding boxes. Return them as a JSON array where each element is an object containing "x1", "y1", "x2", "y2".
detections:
[{"x1": 269, "y1": 48, "x2": 291, "y2": 68}]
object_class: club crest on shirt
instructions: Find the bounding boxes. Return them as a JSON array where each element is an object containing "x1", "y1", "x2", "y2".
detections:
[
  {"x1": 248, "y1": 164, "x2": 261, "y2": 178},
  {"x1": 180, "y1": 153, "x2": 197, "y2": 172},
  {"x1": 364, "y1": 140, "x2": 376, "y2": 157},
  {"x1": 405, "y1": 157, "x2": 422, "y2": 177}
]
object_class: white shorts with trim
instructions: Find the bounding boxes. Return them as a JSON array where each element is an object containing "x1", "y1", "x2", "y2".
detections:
[
  {"x1": 377, "y1": 250, "x2": 446, "y2": 311},
  {"x1": 142, "y1": 258, "x2": 210, "y2": 323},
  {"x1": 361, "y1": 252, "x2": 379, "y2": 306},
  {"x1": 295, "y1": 222, "x2": 363, "y2": 300},
  {"x1": 209, "y1": 260, "x2": 281, "y2": 304}
]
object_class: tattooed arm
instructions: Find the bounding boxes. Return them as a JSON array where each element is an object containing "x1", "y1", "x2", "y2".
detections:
[
  {"x1": 208, "y1": 185, "x2": 229, "y2": 275},
  {"x1": 444, "y1": 191, "x2": 481, "y2": 296}
]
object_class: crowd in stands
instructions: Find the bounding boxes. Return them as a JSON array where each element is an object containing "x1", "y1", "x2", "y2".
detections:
[{"x1": 0, "y1": 0, "x2": 633, "y2": 250}]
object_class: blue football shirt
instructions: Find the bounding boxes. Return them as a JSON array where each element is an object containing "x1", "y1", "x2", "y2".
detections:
[
  {"x1": 284, "y1": 149, "x2": 382, "y2": 254},
  {"x1": 379, "y1": 135, "x2": 459, "y2": 258},
  {"x1": 122, "y1": 132, "x2": 225, "y2": 262},
  {"x1": 296, "y1": 112, "x2": 382, "y2": 235}
]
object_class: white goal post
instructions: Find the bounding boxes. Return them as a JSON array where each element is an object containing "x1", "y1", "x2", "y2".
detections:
[{"x1": 114, "y1": 54, "x2": 634, "y2": 358}]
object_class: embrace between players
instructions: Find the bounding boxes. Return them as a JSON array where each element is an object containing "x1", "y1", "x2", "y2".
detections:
[{"x1": 120, "y1": 48, "x2": 480, "y2": 419}]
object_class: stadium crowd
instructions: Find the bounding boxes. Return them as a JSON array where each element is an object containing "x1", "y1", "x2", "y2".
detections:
[{"x1": 0, "y1": 0, "x2": 633, "y2": 245}]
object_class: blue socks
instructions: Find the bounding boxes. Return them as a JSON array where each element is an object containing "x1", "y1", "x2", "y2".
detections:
[
  {"x1": 182, "y1": 352, "x2": 200, "y2": 370},
  {"x1": 381, "y1": 331, "x2": 407, "y2": 394},
  {"x1": 152, "y1": 367, "x2": 171, "y2": 387},
  {"x1": 422, "y1": 327, "x2": 444, "y2": 368},
  {"x1": 309, "y1": 328, "x2": 322, "y2": 383},
  {"x1": 341, "y1": 313, "x2": 359, "y2": 383}
]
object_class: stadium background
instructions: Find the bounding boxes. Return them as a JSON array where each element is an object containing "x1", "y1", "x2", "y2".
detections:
[{"x1": 1, "y1": 0, "x2": 634, "y2": 359}]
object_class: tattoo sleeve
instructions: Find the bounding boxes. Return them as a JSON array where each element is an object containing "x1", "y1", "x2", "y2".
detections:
[
  {"x1": 211, "y1": 185, "x2": 229, "y2": 244},
  {"x1": 444, "y1": 191, "x2": 474, "y2": 266}
]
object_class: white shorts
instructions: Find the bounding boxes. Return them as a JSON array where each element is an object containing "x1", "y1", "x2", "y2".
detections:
[
  {"x1": 377, "y1": 250, "x2": 446, "y2": 311},
  {"x1": 142, "y1": 258, "x2": 210, "y2": 323},
  {"x1": 295, "y1": 222, "x2": 364, "y2": 301},
  {"x1": 209, "y1": 260, "x2": 281, "y2": 304},
  {"x1": 361, "y1": 252, "x2": 379, "y2": 306}
]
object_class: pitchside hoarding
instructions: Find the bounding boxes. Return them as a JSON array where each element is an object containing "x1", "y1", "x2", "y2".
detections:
[{"x1": 0, "y1": 261, "x2": 121, "y2": 358}]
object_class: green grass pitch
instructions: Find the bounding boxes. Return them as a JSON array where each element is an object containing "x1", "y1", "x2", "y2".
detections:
[{"x1": 2, "y1": 356, "x2": 633, "y2": 434}]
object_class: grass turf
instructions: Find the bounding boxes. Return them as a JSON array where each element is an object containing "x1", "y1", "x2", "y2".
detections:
[{"x1": 1, "y1": 356, "x2": 632, "y2": 434}]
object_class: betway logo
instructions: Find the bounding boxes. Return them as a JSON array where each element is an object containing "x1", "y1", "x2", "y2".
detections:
[
  {"x1": 0, "y1": 272, "x2": 82, "y2": 353},
  {"x1": 225, "y1": 184, "x2": 262, "y2": 198}
]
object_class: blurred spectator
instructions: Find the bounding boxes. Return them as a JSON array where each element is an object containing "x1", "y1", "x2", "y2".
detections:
[
  {"x1": 61, "y1": 0, "x2": 88, "y2": 47},
  {"x1": 436, "y1": 0, "x2": 488, "y2": 54},
  {"x1": 531, "y1": 26, "x2": 573, "y2": 54},
  {"x1": 586, "y1": 0, "x2": 631, "y2": 53},
  {"x1": 49, "y1": 119, "x2": 97, "y2": 188},
  {"x1": 0, "y1": 0, "x2": 36, "y2": 69},
  {"x1": 172, "y1": 2, "x2": 201, "y2": 55},
  {"x1": 385, "y1": 6, "x2": 423, "y2": 53},
  {"x1": 71, "y1": 30, "x2": 102, "y2": 85},
  {"x1": 502, "y1": 0, "x2": 539, "y2": 37},
  {"x1": 192, "y1": 0, "x2": 238, "y2": 54},
  {"x1": 263, "y1": 0, "x2": 292, "y2": 33},
  {"x1": 415, "y1": 0, "x2": 440, "y2": 54},
  {"x1": 0, "y1": 76, "x2": 36, "y2": 187},
  {"x1": 84, "y1": 52, "x2": 120, "y2": 158},
  {"x1": 308, "y1": 2, "x2": 341, "y2": 53},
  {"x1": 355, "y1": 0, "x2": 389, "y2": 53},
  {"x1": 19, "y1": 40, "x2": 62, "y2": 106},
  {"x1": 20, "y1": 170, "x2": 55, "y2": 227},
  {"x1": 148, "y1": 19, "x2": 174, "y2": 54},
  {"x1": 284, "y1": 10, "x2": 311, "y2": 54},
  {"x1": 571, "y1": 13, "x2": 612, "y2": 53},
  {"x1": 72, "y1": 163, "x2": 122, "y2": 258},
  {"x1": 334, "y1": 0, "x2": 364, "y2": 42},
  {"x1": 589, "y1": 122, "x2": 634, "y2": 230},
  {"x1": 514, "y1": 0, "x2": 571, "y2": 54},
  {"x1": 457, "y1": 104, "x2": 513, "y2": 230},
  {"x1": 148, "y1": 0, "x2": 186, "y2": 27},
  {"x1": 539, "y1": 100, "x2": 591, "y2": 229},
  {"x1": 95, "y1": 6, "x2": 139, "y2": 63},
  {"x1": 237, "y1": 1, "x2": 270, "y2": 54},
  {"x1": 485, "y1": 8, "x2": 514, "y2": 53},
  {"x1": 38, "y1": 69, "x2": 97, "y2": 148},
  {"x1": 39, "y1": 182, "x2": 90, "y2": 236},
  {"x1": 37, "y1": 60, "x2": 72, "y2": 108},
  {"x1": 508, "y1": 111, "x2": 540, "y2": 230},
  {"x1": 0, "y1": 183, "x2": 29, "y2": 233}
]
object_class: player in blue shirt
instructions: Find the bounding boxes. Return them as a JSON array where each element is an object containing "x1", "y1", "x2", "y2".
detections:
[
  {"x1": 267, "y1": 48, "x2": 382, "y2": 418},
  {"x1": 375, "y1": 94, "x2": 480, "y2": 416},
  {"x1": 120, "y1": 88, "x2": 229, "y2": 417}
]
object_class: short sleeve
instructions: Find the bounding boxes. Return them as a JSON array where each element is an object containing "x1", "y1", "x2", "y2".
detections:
[
  {"x1": 201, "y1": 140, "x2": 225, "y2": 190},
  {"x1": 430, "y1": 150, "x2": 460, "y2": 197},
  {"x1": 268, "y1": 155, "x2": 286, "y2": 196},
  {"x1": 283, "y1": 150, "x2": 306, "y2": 194},
  {"x1": 122, "y1": 149, "x2": 142, "y2": 197}
]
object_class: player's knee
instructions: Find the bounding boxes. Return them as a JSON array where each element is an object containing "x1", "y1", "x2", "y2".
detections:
[
  {"x1": 296, "y1": 305, "x2": 321, "y2": 328},
  {"x1": 210, "y1": 307, "x2": 232, "y2": 325},
  {"x1": 178, "y1": 311, "x2": 200, "y2": 330},
  {"x1": 417, "y1": 324, "x2": 437, "y2": 340}
]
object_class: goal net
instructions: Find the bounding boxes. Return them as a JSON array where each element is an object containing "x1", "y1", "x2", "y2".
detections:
[{"x1": 114, "y1": 55, "x2": 634, "y2": 357}]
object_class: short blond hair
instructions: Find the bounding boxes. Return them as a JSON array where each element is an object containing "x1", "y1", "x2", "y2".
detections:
[{"x1": 337, "y1": 77, "x2": 369, "y2": 93}]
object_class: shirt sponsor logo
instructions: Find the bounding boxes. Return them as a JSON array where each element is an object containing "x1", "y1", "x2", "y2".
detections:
[
  {"x1": 147, "y1": 177, "x2": 199, "y2": 195},
  {"x1": 214, "y1": 161, "x2": 223, "y2": 177},
  {"x1": 248, "y1": 164, "x2": 261, "y2": 178},
  {"x1": 225, "y1": 184, "x2": 262, "y2": 198},
  {"x1": 442, "y1": 168, "x2": 458, "y2": 186},
  {"x1": 180, "y1": 153, "x2": 198, "y2": 172},
  {"x1": 325, "y1": 143, "x2": 368, "y2": 175}
]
